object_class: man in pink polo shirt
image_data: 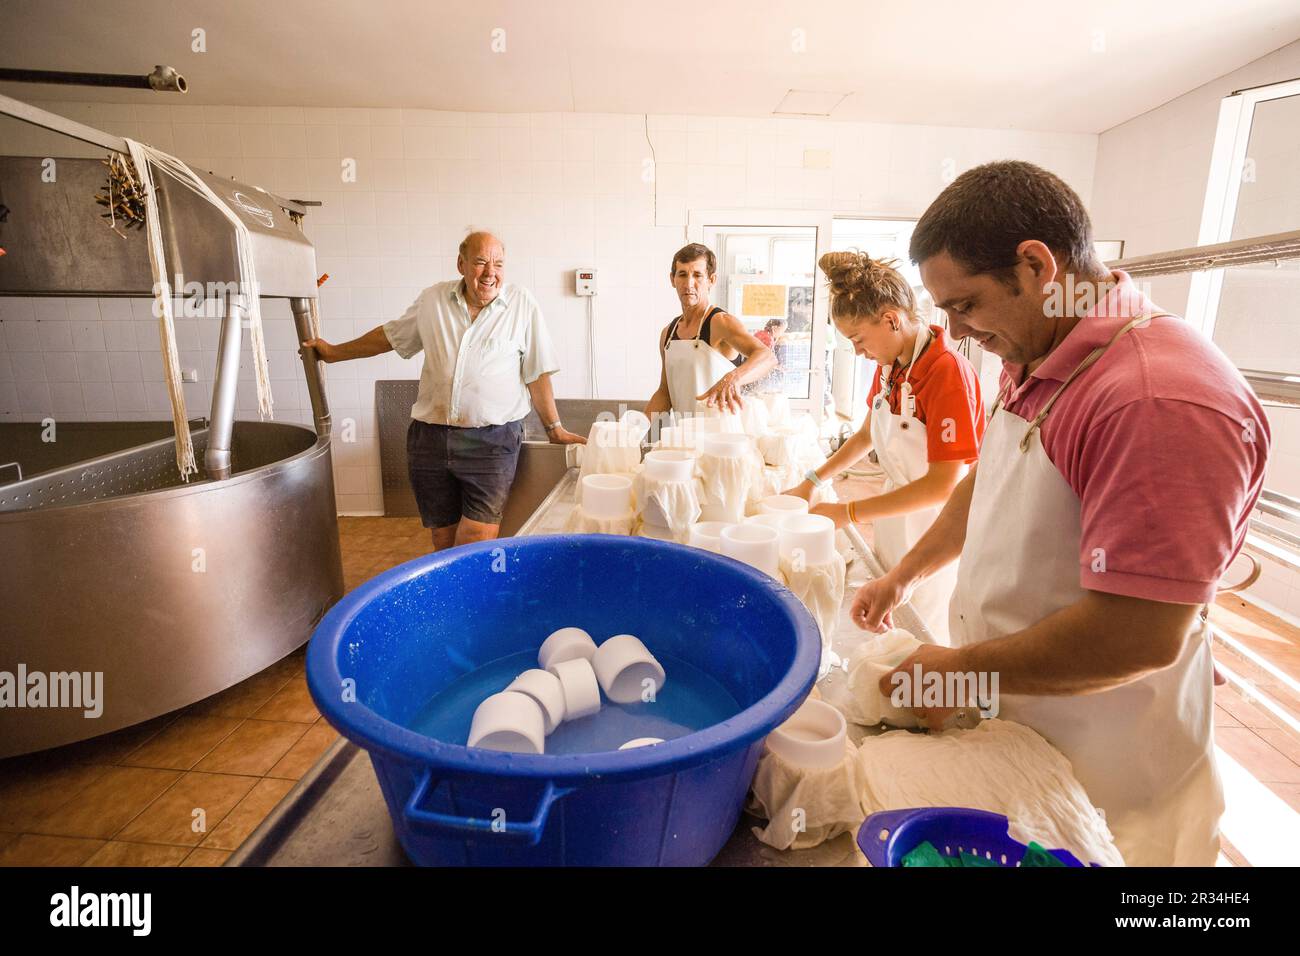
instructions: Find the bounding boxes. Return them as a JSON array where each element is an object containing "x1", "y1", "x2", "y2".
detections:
[{"x1": 851, "y1": 161, "x2": 1270, "y2": 866}]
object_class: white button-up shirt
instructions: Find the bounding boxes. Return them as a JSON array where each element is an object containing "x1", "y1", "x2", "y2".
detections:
[{"x1": 383, "y1": 280, "x2": 560, "y2": 427}]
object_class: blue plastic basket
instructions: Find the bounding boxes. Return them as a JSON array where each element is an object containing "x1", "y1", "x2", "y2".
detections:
[{"x1": 857, "y1": 807, "x2": 1094, "y2": 867}]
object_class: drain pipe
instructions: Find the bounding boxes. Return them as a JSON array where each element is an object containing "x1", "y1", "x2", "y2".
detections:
[
  {"x1": 206, "y1": 293, "x2": 243, "y2": 479},
  {"x1": 289, "y1": 297, "x2": 332, "y2": 438}
]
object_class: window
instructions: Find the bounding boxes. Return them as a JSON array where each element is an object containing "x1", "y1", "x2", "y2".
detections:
[{"x1": 691, "y1": 210, "x2": 833, "y2": 420}]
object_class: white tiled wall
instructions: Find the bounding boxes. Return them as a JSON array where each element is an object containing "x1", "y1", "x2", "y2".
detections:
[
  {"x1": 0, "y1": 100, "x2": 1097, "y2": 517},
  {"x1": 1091, "y1": 39, "x2": 1300, "y2": 622}
]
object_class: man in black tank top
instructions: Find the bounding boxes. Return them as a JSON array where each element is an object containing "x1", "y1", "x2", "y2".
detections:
[{"x1": 645, "y1": 243, "x2": 777, "y2": 420}]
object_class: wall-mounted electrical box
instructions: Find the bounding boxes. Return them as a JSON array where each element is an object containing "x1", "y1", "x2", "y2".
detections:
[{"x1": 575, "y1": 268, "x2": 597, "y2": 296}]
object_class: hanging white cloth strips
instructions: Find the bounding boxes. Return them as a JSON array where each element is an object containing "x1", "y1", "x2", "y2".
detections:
[
  {"x1": 122, "y1": 138, "x2": 276, "y2": 477},
  {"x1": 123, "y1": 138, "x2": 196, "y2": 479}
]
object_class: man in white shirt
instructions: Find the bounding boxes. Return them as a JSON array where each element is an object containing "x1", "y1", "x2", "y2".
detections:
[{"x1": 301, "y1": 231, "x2": 584, "y2": 550}]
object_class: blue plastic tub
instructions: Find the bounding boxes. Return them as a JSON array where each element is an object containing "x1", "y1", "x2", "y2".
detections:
[
  {"x1": 857, "y1": 808, "x2": 1092, "y2": 867},
  {"x1": 306, "y1": 534, "x2": 821, "y2": 866}
]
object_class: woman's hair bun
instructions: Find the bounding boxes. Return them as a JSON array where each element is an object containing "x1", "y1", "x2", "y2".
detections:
[{"x1": 818, "y1": 249, "x2": 916, "y2": 321}]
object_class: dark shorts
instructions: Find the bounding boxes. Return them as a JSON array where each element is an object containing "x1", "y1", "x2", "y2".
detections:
[{"x1": 406, "y1": 419, "x2": 524, "y2": 528}]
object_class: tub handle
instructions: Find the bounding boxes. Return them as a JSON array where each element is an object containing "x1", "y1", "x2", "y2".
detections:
[{"x1": 403, "y1": 771, "x2": 573, "y2": 847}]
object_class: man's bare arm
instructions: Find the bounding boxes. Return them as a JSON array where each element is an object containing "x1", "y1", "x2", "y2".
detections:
[{"x1": 300, "y1": 326, "x2": 394, "y2": 363}]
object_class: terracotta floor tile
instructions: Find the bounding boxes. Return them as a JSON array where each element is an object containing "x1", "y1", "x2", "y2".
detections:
[
  {"x1": 193, "y1": 719, "x2": 309, "y2": 776},
  {"x1": 1264, "y1": 782, "x2": 1300, "y2": 813},
  {"x1": 28, "y1": 766, "x2": 182, "y2": 840},
  {"x1": 83, "y1": 841, "x2": 191, "y2": 867},
  {"x1": 268, "y1": 722, "x2": 339, "y2": 779},
  {"x1": 1219, "y1": 836, "x2": 1250, "y2": 868},
  {"x1": 120, "y1": 716, "x2": 245, "y2": 771},
  {"x1": 1215, "y1": 705, "x2": 1241, "y2": 728},
  {"x1": 1215, "y1": 727, "x2": 1300, "y2": 783},
  {"x1": 0, "y1": 762, "x2": 112, "y2": 831},
  {"x1": 186, "y1": 670, "x2": 295, "y2": 720},
  {"x1": 1214, "y1": 684, "x2": 1285, "y2": 731},
  {"x1": 261, "y1": 647, "x2": 308, "y2": 680},
  {"x1": 181, "y1": 847, "x2": 231, "y2": 867},
  {"x1": 1254, "y1": 728, "x2": 1300, "y2": 768},
  {"x1": 201, "y1": 778, "x2": 296, "y2": 851},
  {"x1": 115, "y1": 771, "x2": 257, "y2": 847},
  {"x1": 252, "y1": 676, "x2": 320, "y2": 724},
  {"x1": 42, "y1": 715, "x2": 181, "y2": 767},
  {"x1": 0, "y1": 833, "x2": 106, "y2": 867}
]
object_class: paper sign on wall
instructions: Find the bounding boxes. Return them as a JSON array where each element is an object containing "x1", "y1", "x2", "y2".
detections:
[{"x1": 741, "y1": 284, "x2": 787, "y2": 317}]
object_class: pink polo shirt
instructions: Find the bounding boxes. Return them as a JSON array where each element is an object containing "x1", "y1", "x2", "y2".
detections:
[{"x1": 997, "y1": 272, "x2": 1270, "y2": 605}]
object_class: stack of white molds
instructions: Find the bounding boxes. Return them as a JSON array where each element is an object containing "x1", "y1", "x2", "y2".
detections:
[
  {"x1": 776, "y1": 514, "x2": 847, "y2": 656},
  {"x1": 577, "y1": 417, "x2": 644, "y2": 490},
  {"x1": 565, "y1": 473, "x2": 636, "y2": 535},
  {"x1": 757, "y1": 424, "x2": 804, "y2": 494},
  {"x1": 697, "y1": 432, "x2": 757, "y2": 524},
  {"x1": 749, "y1": 697, "x2": 865, "y2": 850},
  {"x1": 758, "y1": 391, "x2": 792, "y2": 429},
  {"x1": 719, "y1": 523, "x2": 783, "y2": 581},
  {"x1": 466, "y1": 627, "x2": 669, "y2": 755},
  {"x1": 737, "y1": 396, "x2": 770, "y2": 438},
  {"x1": 633, "y1": 450, "x2": 701, "y2": 543}
]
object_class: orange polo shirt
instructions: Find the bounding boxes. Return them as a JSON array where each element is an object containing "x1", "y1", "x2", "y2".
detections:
[{"x1": 865, "y1": 324, "x2": 985, "y2": 464}]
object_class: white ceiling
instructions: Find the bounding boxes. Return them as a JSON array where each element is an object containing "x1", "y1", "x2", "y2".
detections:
[{"x1": 1, "y1": 0, "x2": 1298, "y2": 134}]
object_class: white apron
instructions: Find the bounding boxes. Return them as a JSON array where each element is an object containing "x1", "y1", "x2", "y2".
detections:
[
  {"x1": 949, "y1": 314, "x2": 1222, "y2": 866},
  {"x1": 665, "y1": 307, "x2": 739, "y2": 415},
  {"x1": 869, "y1": 327, "x2": 957, "y2": 645}
]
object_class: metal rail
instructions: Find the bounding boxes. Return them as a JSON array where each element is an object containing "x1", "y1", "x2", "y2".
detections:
[
  {"x1": 1109, "y1": 229, "x2": 1300, "y2": 277},
  {"x1": 0, "y1": 91, "x2": 306, "y2": 216}
]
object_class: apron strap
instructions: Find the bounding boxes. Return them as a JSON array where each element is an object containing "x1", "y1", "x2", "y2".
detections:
[
  {"x1": 663, "y1": 315, "x2": 682, "y2": 352},
  {"x1": 664, "y1": 307, "x2": 719, "y2": 352},
  {"x1": 1015, "y1": 312, "x2": 1172, "y2": 453}
]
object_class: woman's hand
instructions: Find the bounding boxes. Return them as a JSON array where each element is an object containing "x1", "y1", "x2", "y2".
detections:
[
  {"x1": 810, "y1": 502, "x2": 850, "y2": 529},
  {"x1": 783, "y1": 480, "x2": 815, "y2": 501}
]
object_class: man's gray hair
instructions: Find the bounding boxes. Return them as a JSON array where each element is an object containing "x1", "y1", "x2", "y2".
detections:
[{"x1": 459, "y1": 230, "x2": 504, "y2": 260}]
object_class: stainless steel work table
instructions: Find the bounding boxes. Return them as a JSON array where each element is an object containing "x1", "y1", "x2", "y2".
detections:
[{"x1": 230, "y1": 467, "x2": 927, "y2": 867}]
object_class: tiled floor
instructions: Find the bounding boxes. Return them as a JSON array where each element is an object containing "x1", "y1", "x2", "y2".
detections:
[
  {"x1": 0, "y1": 646, "x2": 336, "y2": 867},
  {"x1": 3, "y1": 499, "x2": 1298, "y2": 867},
  {"x1": 0, "y1": 515, "x2": 433, "y2": 869}
]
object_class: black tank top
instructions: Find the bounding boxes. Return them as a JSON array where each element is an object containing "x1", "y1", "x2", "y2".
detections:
[{"x1": 666, "y1": 307, "x2": 745, "y2": 367}]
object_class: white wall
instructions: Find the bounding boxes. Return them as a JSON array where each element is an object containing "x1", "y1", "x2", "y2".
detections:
[
  {"x1": 0, "y1": 100, "x2": 1097, "y2": 516},
  {"x1": 1091, "y1": 39, "x2": 1300, "y2": 620}
]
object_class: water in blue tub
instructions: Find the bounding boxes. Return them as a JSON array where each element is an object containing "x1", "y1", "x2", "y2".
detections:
[{"x1": 409, "y1": 649, "x2": 741, "y2": 754}]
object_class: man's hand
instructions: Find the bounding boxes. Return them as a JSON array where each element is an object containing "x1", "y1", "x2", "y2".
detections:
[
  {"x1": 811, "y1": 501, "x2": 850, "y2": 529},
  {"x1": 879, "y1": 643, "x2": 970, "y2": 732},
  {"x1": 547, "y1": 427, "x2": 586, "y2": 445},
  {"x1": 697, "y1": 373, "x2": 744, "y2": 414},
  {"x1": 300, "y1": 337, "x2": 340, "y2": 363},
  {"x1": 783, "y1": 479, "x2": 815, "y2": 501},
  {"x1": 850, "y1": 568, "x2": 914, "y2": 632}
]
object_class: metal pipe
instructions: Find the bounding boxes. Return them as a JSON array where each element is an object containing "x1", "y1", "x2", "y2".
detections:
[
  {"x1": 0, "y1": 65, "x2": 187, "y2": 93},
  {"x1": 289, "y1": 296, "x2": 332, "y2": 437},
  {"x1": 207, "y1": 294, "x2": 243, "y2": 479}
]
